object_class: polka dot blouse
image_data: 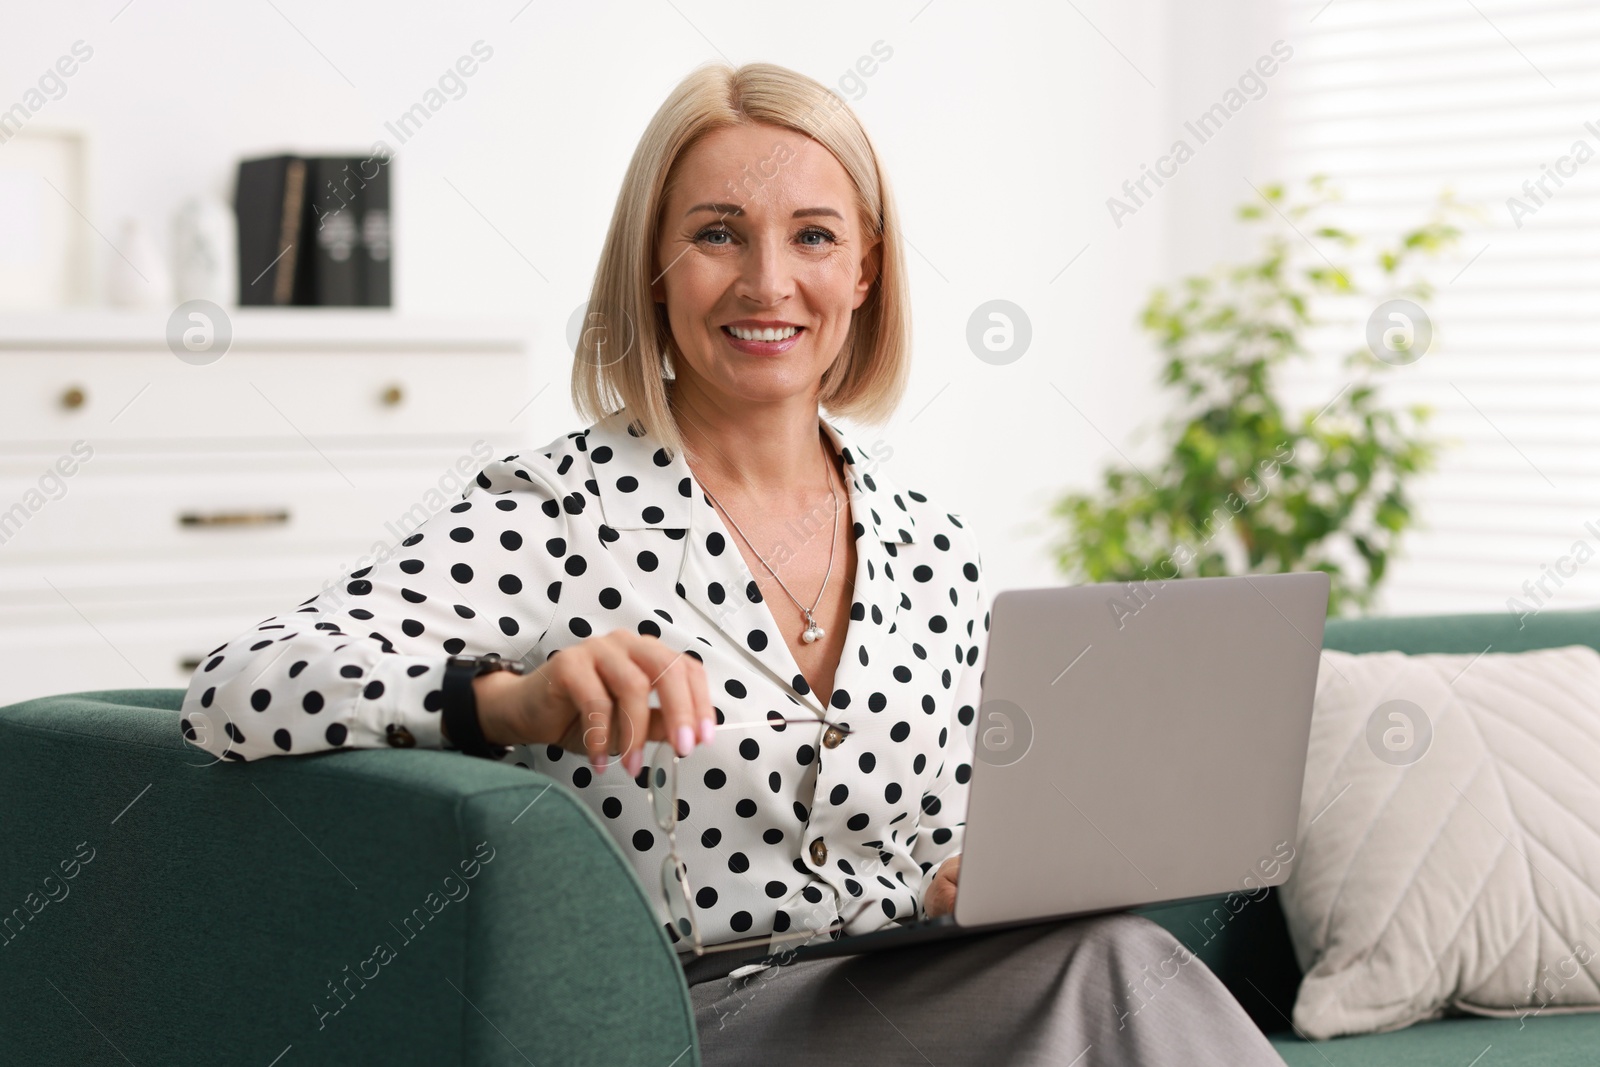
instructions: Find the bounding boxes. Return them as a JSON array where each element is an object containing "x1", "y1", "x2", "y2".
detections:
[{"x1": 182, "y1": 407, "x2": 990, "y2": 951}]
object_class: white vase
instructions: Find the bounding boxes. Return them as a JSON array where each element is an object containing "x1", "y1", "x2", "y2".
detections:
[
  {"x1": 106, "y1": 218, "x2": 172, "y2": 310},
  {"x1": 172, "y1": 195, "x2": 237, "y2": 305}
]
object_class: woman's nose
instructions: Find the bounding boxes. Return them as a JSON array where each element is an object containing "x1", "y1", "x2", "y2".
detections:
[{"x1": 734, "y1": 236, "x2": 793, "y2": 307}]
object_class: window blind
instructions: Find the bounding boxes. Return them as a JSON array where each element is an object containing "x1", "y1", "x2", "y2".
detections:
[{"x1": 1272, "y1": 0, "x2": 1600, "y2": 617}]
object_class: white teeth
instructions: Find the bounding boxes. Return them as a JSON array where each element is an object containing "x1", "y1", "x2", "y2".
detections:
[{"x1": 727, "y1": 325, "x2": 799, "y2": 342}]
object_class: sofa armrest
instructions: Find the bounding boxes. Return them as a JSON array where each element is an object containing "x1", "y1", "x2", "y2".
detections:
[{"x1": 0, "y1": 689, "x2": 698, "y2": 1067}]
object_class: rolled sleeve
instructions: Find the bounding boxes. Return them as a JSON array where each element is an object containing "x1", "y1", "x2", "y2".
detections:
[{"x1": 180, "y1": 453, "x2": 568, "y2": 762}]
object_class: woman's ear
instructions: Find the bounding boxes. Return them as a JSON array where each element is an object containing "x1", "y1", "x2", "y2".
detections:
[{"x1": 853, "y1": 237, "x2": 882, "y2": 310}]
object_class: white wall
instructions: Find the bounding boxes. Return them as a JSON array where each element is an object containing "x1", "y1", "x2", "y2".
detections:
[
  {"x1": 4, "y1": 0, "x2": 1194, "y2": 597},
  {"x1": 1160, "y1": 0, "x2": 1289, "y2": 279}
]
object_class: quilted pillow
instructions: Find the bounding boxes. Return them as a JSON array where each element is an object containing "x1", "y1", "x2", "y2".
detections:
[{"x1": 1281, "y1": 645, "x2": 1600, "y2": 1040}]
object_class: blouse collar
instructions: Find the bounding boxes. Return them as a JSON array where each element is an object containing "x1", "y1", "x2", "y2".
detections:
[
  {"x1": 583, "y1": 406, "x2": 919, "y2": 548},
  {"x1": 577, "y1": 406, "x2": 920, "y2": 716}
]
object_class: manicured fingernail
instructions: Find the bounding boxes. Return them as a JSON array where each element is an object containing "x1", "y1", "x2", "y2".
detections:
[
  {"x1": 624, "y1": 749, "x2": 643, "y2": 778},
  {"x1": 594, "y1": 753, "x2": 608, "y2": 773},
  {"x1": 675, "y1": 725, "x2": 694, "y2": 757},
  {"x1": 699, "y1": 718, "x2": 716, "y2": 745}
]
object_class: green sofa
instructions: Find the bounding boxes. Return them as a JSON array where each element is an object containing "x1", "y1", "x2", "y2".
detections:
[
  {"x1": 3, "y1": 608, "x2": 1597, "y2": 1065},
  {"x1": 1140, "y1": 606, "x2": 1600, "y2": 1066}
]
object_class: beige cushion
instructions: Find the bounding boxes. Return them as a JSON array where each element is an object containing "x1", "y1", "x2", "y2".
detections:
[{"x1": 1281, "y1": 646, "x2": 1600, "y2": 1039}]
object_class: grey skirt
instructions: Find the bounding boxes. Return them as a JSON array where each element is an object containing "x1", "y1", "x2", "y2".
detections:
[{"x1": 686, "y1": 913, "x2": 1286, "y2": 1067}]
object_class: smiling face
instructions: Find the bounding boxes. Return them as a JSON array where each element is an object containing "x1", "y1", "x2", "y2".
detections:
[{"x1": 652, "y1": 122, "x2": 880, "y2": 411}]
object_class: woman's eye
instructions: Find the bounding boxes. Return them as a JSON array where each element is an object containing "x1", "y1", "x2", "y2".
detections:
[{"x1": 692, "y1": 226, "x2": 836, "y2": 247}]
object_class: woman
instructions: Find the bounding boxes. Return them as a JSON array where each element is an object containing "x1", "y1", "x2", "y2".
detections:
[{"x1": 185, "y1": 62, "x2": 1285, "y2": 1066}]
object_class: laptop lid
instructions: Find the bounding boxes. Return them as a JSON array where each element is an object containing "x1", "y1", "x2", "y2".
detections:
[{"x1": 954, "y1": 572, "x2": 1329, "y2": 928}]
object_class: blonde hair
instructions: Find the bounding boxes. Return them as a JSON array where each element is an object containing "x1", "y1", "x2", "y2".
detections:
[{"x1": 572, "y1": 62, "x2": 911, "y2": 456}]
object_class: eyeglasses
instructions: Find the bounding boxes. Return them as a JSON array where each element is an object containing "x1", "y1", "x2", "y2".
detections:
[{"x1": 649, "y1": 715, "x2": 852, "y2": 956}]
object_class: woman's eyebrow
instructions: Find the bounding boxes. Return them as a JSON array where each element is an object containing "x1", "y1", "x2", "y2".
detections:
[
  {"x1": 686, "y1": 202, "x2": 744, "y2": 217},
  {"x1": 684, "y1": 203, "x2": 843, "y2": 220}
]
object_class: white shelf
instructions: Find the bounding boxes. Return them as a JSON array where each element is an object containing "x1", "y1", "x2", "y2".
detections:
[
  {"x1": 0, "y1": 309, "x2": 535, "y2": 351},
  {"x1": 0, "y1": 317, "x2": 536, "y2": 706}
]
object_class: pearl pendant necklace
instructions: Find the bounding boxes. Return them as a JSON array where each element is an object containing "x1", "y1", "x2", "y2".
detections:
[
  {"x1": 695, "y1": 435, "x2": 842, "y2": 646},
  {"x1": 801, "y1": 610, "x2": 825, "y2": 644}
]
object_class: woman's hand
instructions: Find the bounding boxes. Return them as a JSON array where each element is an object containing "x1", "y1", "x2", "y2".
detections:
[
  {"x1": 924, "y1": 854, "x2": 961, "y2": 919},
  {"x1": 471, "y1": 630, "x2": 716, "y2": 776}
]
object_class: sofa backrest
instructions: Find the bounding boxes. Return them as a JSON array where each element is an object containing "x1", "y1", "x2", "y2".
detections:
[{"x1": 1137, "y1": 606, "x2": 1600, "y2": 1033}]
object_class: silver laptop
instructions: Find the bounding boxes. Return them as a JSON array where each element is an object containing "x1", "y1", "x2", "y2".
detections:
[{"x1": 753, "y1": 571, "x2": 1330, "y2": 964}]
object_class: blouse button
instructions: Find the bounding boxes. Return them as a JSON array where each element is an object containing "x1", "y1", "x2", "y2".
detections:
[
  {"x1": 822, "y1": 725, "x2": 846, "y2": 750},
  {"x1": 386, "y1": 725, "x2": 417, "y2": 748},
  {"x1": 809, "y1": 837, "x2": 828, "y2": 866}
]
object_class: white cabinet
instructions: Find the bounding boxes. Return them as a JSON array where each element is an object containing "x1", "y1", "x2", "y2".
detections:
[{"x1": 0, "y1": 311, "x2": 538, "y2": 705}]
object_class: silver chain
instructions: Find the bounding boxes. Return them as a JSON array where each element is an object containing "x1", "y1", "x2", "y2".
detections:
[{"x1": 693, "y1": 445, "x2": 841, "y2": 645}]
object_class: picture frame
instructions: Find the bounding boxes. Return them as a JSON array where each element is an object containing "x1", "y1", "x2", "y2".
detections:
[{"x1": 0, "y1": 124, "x2": 92, "y2": 309}]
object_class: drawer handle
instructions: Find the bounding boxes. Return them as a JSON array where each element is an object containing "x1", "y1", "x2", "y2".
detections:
[
  {"x1": 61, "y1": 385, "x2": 86, "y2": 410},
  {"x1": 380, "y1": 383, "x2": 404, "y2": 406},
  {"x1": 179, "y1": 509, "x2": 291, "y2": 528},
  {"x1": 178, "y1": 656, "x2": 203, "y2": 673}
]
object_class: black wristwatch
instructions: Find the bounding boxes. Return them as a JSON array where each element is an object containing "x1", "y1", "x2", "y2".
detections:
[{"x1": 441, "y1": 653, "x2": 529, "y2": 759}]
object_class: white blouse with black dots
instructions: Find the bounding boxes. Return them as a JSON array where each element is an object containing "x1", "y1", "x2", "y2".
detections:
[{"x1": 182, "y1": 406, "x2": 990, "y2": 951}]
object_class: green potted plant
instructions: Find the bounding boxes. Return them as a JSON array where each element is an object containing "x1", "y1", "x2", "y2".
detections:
[{"x1": 1050, "y1": 176, "x2": 1465, "y2": 615}]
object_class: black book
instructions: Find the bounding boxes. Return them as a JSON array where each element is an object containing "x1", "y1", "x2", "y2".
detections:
[
  {"x1": 358, "y1": 158, "x2": 391, "y2": 307},
  {"x1": 297, "y1": 156, "x2": 364, "y2": 306},
  {"x1": 234, "y1": 155, "x2": 306, "y2": 306}
]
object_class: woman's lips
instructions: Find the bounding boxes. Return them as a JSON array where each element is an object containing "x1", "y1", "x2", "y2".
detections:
[{"x1": 721, "y1": 325, "x2": 804, "y2": 355}]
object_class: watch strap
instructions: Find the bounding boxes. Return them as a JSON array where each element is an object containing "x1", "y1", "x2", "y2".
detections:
[{"x1": 442, "y1": 655, "x2": 512, "y2": 759}]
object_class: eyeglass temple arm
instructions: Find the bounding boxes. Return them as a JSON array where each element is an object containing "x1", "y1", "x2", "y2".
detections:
[{"x1": 709, "y1": 717, "x2": 852, "y2": 732}]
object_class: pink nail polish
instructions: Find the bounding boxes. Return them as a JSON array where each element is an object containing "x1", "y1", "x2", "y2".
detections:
[
  {"x1": 594, "y1": 753, "x2": 608, "y2": 774},
  {"x1": 675, "y1": 725, "x2": 694, "y2": 757},
  {"x1": 699, "y1": 718, "x2": 715, "y2": 745},
  {"x1": 624, "y1": 750, "x2": 642, "y2": 778}
]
